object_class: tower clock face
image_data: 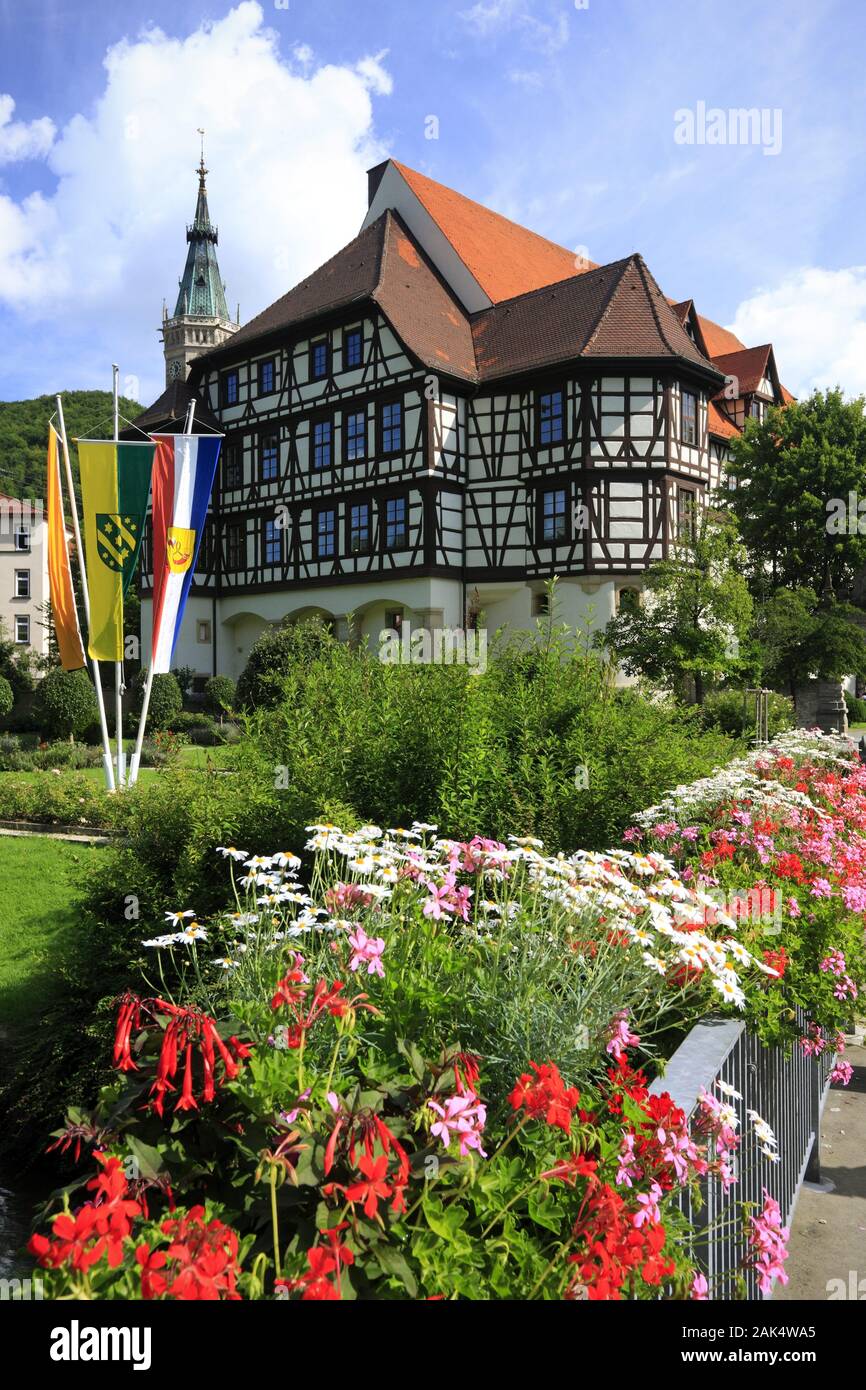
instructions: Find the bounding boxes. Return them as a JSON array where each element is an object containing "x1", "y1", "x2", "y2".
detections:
[{"x1": 169, "y1": 359, "x2": 182, "y2": 380}]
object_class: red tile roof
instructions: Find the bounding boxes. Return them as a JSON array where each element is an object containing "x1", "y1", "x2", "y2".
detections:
[
  {"x1": 391, "y1": 161, "x2": 598, "y2": 304},
  {"x1": 697, "y1": 314, "x2": 747, "y2": 358},
  {"x1": 711, "y1": 345, "x2": 772, "y2": 397},
  {"x1": 708, "y1": 401, "x2": 740, "y2": 439}
]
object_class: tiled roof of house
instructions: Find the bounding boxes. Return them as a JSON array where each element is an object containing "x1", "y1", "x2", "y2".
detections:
[
  {"x1": 697, "y1": 314, "x2": 747, "y2": 358},
  {"x1": 202, "y1": 211, "x2": 478, "y2": 383},
  {"x1": 708, "y1": 400, "x2": 740, "y2": 439},
  {"x1": 127, "y1": 377, "x2": 221, "y2": 436},
  {"x1": 390, "y1": 161, "x2": 598, "y2": 303},
  {"x1": 711, "y1": 345, "x2": 773, "y2": 397},
  {"x1": 472, "y1": 255, "x2": 720, "y2": 381}
]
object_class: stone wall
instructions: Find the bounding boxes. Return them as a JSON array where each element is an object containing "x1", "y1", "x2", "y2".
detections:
[{"x1": 794, "y1": 679, "x2": 848, "y2": 734}]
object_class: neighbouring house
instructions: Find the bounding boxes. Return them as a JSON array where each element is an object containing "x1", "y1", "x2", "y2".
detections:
[
  {"x1": 133, "y1": 157, "x2": 792, "y2": 680},
  {"x1": 0, "y1": 491, "x2": 49, "y2": 662}
]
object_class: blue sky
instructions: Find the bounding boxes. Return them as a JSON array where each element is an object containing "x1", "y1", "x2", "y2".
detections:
[{"x1": 1, "y1": 0, "x2": 865, "y2": 406}]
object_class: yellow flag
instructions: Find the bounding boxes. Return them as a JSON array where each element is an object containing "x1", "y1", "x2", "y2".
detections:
[
  {"x1": 47, "y1": 426, "x2": 86, "y2": 671},
  {"x1": 78, "y1": 440, "x2": 154, "y2": 660}
]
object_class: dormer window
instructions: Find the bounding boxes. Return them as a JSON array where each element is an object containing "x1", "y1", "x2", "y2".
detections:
[
  {"x1": 311, "y1": 340, "x2": 330, "y2": 381},
  {"x1": 681, "y1": 389, "x2": 698, "y2": 445},
  {"x1": 537, "y1": 389, "x2": 564, "y2": 446},
  {"x1": 749, "y1": 399, "x2": 762, "y2": 420}
]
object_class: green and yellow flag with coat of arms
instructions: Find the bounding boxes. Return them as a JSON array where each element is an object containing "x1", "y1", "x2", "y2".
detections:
[{"x1": 78, "y1": 440, "x2": 155, "y2": 660}]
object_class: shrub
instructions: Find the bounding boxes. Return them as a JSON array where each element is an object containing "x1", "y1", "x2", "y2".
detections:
[
  {"x1": 38, "y1": 667, "x2": 98, "y2": 740},
  {"x1": 846, "y1": 694, "x2": 866, "y2": 724},
  {"x1": 169, "y1": 711, "x2": 219, "y2": 736},
  {"x1": 699, "y1": 688, "x2": 794, "y2": 740},
  {"x1": 0, "y1": 674, "x2": 13, "y2": 719},
  {"x1": 133, "y1": 671, "x2": 183, "y2": 731},
  {"x1": 171, "y1": 665, "x2": 196, "y2": 700},
  {"x1": 204, "y1": 675, "x2": 236, "y2": 719},
  {"x1": 236, "y1": 616, "x2": 336, "y2": 710}
]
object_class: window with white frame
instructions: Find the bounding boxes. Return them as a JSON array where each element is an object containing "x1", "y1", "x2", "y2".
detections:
[
  {"x1": 15, "y1": 614, "x2": 30, "y2": 644},
  {"x1": 14, "y1": 569, "x2": 30, "y2": 598}
]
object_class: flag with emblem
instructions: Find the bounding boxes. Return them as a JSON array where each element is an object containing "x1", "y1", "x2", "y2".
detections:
[
  {"x1": 78, "y1": 440, "x2": 155, "y2": 660},
  {"x1": 149, "y1": 432, "x2": 222, "y2": 673}
]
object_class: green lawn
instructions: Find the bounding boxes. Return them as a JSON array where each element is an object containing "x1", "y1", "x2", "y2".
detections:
[
  {"x1": 0, "y1": 740, "x2": 236, "y2": 790},
  {"x1": 0, "y1": 834, "x2": 104, "y2": 1030}
]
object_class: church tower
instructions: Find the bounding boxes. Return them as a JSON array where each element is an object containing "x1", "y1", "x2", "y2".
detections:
[{"x1": 161, "y1": 140, "x2": 239, "y2": 386}]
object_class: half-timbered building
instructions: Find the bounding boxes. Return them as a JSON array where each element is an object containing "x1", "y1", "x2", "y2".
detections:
[{"x1": 135, "y1": 159, "x2": 792, "y2": 680}]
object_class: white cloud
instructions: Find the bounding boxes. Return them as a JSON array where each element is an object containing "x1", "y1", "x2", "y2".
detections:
[
  {"x1": 0, "y1": 1, "x2": 391, "y2": 403},
  {"x1": 728, "y1": 266, "x2": 866, "y2": 399},
  {"x1": 459, "y1": 0, "x2": 569, "y2": 53},
  {"x1": 0, "y1": 94, "x2": 55, "y2": 165}
]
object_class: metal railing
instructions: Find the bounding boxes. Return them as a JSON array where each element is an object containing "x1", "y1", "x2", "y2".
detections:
[{"x1": 649, "y1": 1013, "x2": 834, "y2": 1299}]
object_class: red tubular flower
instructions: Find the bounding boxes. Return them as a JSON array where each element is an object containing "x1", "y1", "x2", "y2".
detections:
[{"x1": 174, "y1": 1043, "x2": 199, "y2": 1113}]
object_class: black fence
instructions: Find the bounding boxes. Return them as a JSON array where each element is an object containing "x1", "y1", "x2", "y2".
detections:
[{"x1": 649, "y1": 1014, "x2": 834, "y2": 1299}]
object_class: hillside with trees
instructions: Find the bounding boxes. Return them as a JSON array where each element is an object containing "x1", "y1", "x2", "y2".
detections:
[{"x1": 0, "y1": 391, "x2": 142, "y2": 502}]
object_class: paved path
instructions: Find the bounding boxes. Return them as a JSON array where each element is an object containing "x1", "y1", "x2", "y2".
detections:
[{"x1": 774, "y1": 1037, "x2": 866, "y2": 1302}]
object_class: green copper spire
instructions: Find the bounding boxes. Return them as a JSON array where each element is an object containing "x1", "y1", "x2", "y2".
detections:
[{"x1": 173, "y1": 148, "x2": 231, "y2": 320}]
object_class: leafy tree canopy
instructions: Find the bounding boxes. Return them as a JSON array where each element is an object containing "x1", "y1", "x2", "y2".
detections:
[
  {"x1": 597, "y1": 508, "x2": 753, "y2": 703},
  {"x1": 0, "y1": 391, "x2": 142, "y2": 504},
  {"x1": 720, "y1": 388, "x2": 866, "y2": 597}
]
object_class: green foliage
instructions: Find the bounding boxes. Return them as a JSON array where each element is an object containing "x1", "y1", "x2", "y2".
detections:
[
  {"x1": 37, "y1": 667, "x2": 98, "y2": 740},
  {"x1": 0, "y1": 674, "x2": 12, "y2": 719},
  {"x1": 753, "y1": 587, "x2": 866, "y2": 690},
  {"x1": 171, "y1": 666, "x2": 196, "y2": 700},
  {"x1": 720, "y1": 387, "x2": 866, "y2": 596},
  {"x1": 0, "y1": 390, "x2": 141, "y2": 504},
  {"x1": 0, "y1": 621, "x2": 36, "y2": 699},
  {"x1": 598, "y1": 509, "x2": 753, "y2": 702},
  {"x1": 134, "y1": 671, "x2": 183, "y2": 731},
  {"x1": 699, "y1": 688, "x2": 794, "y2": 739},
  {"x1": 235, "y1": 616, "x2": 336, "y2": 710},
  {"x1": 846, "y1": 695, "x2": 866, "y2": 723},
  {"x1": 204, "y1": 675, "x2": 236, "y2": 718}
]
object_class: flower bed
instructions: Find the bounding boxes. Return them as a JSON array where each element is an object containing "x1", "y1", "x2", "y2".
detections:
[{"x1": 28, "y1": 732, "x2": 865, "y2": 1300}]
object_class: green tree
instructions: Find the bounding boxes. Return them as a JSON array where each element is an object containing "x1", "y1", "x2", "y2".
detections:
[
  {"x1": 753, "y1": 587, "x2": 866, "y2": 694},
  {"x1": 236, "y1": 616, "x2": 336, "y2": 711},
  {"x1": 132, "y1": 671, "x2": 182, "y2": 732},
  {"x1": 598, "y1": 509, "x2": 753, "y2": 703},
  {"x1": 204, "y1": 675, "x2": 236, "y2": 719},
  {"x1": 721, "y1": 388, "x2": 866, "y2": 597},
  {"x1": 38, "y1": 667, "x2": 98, "y2": 740},
  {"x1": 0, "y1": 620, "x2": 36, "y2": 699},
  {"x1": 0, "y1": 674, "x2": 13, "y2": 720},
  {"x1": 0, "y1": 391, "x2": 141, "y2": 505}
]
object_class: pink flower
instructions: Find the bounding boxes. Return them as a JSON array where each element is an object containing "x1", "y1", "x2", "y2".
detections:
[
  {"x1": 347, "y1": 926, "x2": 386, "y2": 978},
  {"x1": 747, "y1": 1190, "x2": 790, "y2": 1294},
  {"x1": 842, "y1": 884, "x2": 866, "y2": 912},
  {"x1": 633, "y1": 1181, "x2": 663, "y2": 1228},
  {"x1": 787, "y1": 896, "x2": 801, "y2": 918},
  {"x1": 690, "y1": 1272, "x2": 709, "y2": 1300},
  {"x1": 616, "y1": 1133, "x2": 642, "y2": 1188},
  {"x1": 809, "y1": 878, "x2": 833, "y2": 898},
  {"x1": 830, "y1": 1060, "x2": 853, "y2": 1086},
  {"x1": 428, "y1": 1090, "x2": 487, "y2": 1158},
  {"x1": 605, "y1": 1011, "x2": 639, "y2": 1062}
]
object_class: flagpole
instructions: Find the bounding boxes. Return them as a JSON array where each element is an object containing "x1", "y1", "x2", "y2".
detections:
[
  {"x1": 128, "y1": 399, "x2": 196, "y2": 786},
  {"x1": 112, "y1": 364, "x2": 126, "y2": 789},
  {"x1": 55, "y1": 395, "x2": 116, "y2": 792}
]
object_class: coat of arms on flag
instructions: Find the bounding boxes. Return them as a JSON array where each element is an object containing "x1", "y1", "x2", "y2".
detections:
[
  {"x1": 97, "y1": 513, "x2": 140, "y2": 581},
  {"x1": 166, "y1": 526, "x2": 195, "y2": 573}
]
